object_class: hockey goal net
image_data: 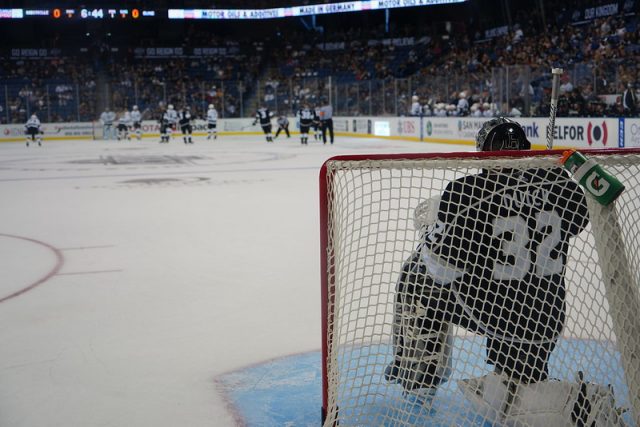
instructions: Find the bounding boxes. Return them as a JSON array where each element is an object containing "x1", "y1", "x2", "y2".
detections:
[{"x1": 320, "y1": 149, "x2": 640, "y2": 426}]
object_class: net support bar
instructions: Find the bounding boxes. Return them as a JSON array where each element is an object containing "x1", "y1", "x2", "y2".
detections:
[{"x1": 589, "y1": 198, "x2": 640, "y2": 424}]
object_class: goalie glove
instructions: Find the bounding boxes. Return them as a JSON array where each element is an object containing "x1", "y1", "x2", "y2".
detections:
[{"x1": 414, "y1": 195, "x2": 441, "y2": 231}]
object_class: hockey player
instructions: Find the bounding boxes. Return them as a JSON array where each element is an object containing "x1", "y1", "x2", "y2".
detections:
[
  {"x1": 457, "y1": 91, "x2": 470, "y2": 116},
  {"x1": 25, "y1": 113, "x2": 42, "y2": 147},
  {"x1": 100, "y1": 108, "x2": 116, "y2": 140},
  {"x1": 274, "y1": 115, "x2": 290, "y2": 139},
  {"x1": 433, "y1": 103, "x2": 447, "y2": 117},
  {"x1": 410, "y1": 95, "x2": 422, "y2": 116},
  {"x1": 312, "y1": 109, "x2": 322, "y2": 141},
  {"x1": 470, "y1": 103, "x2": 483, "y2": 117},
  {"x1": 253, "y1": 106, "x2": 273, "y2": 143},
  {"x1": 384, "y1": 118, "x2": 611, "y2": 424},
  {"x1": 130, "y1": 105, "x2": 142, "y2": 141},
  {"x1": 482, "y1": 102, "x2": 495, "y2": 118},
  {"x1": 179, "y1": 106, "x2": 193, "y2": 144},
  {"x1": 421, "y1": 100, "x2": 433, "y2": 117},
  {"x1": 206, "y1": 104, "x2": 218, "y2": 140},
  {"x1": 159, "y1": 107, "x2": 171, "y2": 143},
  {"x1": 166, "y1": 104, "x2": 178, "y2": 139},
  {"x1": 297, "y1": 104, "x2": 315, "y2": 145},
  {"x1": 445, "y1": 104, "x2": 457, "y2": 116},
  {"x1": 116, "y1": 110, "x2": 131, "y2": 141}
]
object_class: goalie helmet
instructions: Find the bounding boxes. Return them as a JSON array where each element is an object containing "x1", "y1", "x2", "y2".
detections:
[{"x1": 476, "y1": 117, "x2": 531, "y2": 151}]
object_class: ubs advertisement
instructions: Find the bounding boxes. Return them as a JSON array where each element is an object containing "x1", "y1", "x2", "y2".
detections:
[{"x1": 396, "y1": 118, "x2": 420, "y2": 138}]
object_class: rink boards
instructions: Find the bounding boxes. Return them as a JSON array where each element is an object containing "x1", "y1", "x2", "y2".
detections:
[{"x1": 4, "y1": 116, "x2": 640, "y2": 149}]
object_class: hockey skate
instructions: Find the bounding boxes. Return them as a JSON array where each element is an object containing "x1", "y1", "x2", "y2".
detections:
[{"x1": 384, "y1": 344, "x2": 452, "y2": 406}]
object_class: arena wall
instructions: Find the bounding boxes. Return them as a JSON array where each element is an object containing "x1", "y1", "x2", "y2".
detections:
[{"x1": 2, "y1": 117, "x2": 638, "y2": 149}]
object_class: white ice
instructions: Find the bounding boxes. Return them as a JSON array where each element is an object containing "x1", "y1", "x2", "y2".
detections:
[{"x1": 0, "y1": 134, "x2": 472, "y2": 427}]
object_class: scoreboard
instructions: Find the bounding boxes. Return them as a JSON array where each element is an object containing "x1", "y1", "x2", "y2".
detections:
[
  {"x1": 1, "y1": 8, "x2": 156, "y2": 20},
  {"x1": 0, "y1": 1, "x2": 467, "y2": 21}
]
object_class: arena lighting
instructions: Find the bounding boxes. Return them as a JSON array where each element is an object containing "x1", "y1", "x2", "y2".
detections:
[{"x1": 168, "y1": 0, "x2": 468, "y2": 20}]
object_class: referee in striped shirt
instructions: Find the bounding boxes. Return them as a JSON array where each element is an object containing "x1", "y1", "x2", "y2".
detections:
[{"x1": 318, "y1": 101, "x2": 334, "y2": 144}]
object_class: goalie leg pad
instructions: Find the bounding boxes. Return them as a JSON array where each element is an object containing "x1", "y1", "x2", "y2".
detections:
[
  {"x1": 458, "y1": 371, "x2": 626, "y2": 427},
  {"x1": 385, "y1": 253, "x2": 453, "y2": 393}
]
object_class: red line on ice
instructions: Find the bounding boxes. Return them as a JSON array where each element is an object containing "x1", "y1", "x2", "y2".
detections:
[{"x1": 0, "y1": 233, "x2": 65, "y2": 304}]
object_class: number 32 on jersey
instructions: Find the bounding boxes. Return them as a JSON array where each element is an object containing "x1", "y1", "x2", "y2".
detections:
[{"x1": 492, "y1": 211, "x2": 563, "y2": 281}]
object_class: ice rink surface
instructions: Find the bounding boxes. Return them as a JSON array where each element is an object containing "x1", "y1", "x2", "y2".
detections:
[{"x1": 0, "y1": 134, "x2": 473, "y2": 427}]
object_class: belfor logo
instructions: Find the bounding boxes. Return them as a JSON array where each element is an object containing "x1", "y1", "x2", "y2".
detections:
[{"x1": 587, "y1": 121, "x2": 608, "y2": 146}]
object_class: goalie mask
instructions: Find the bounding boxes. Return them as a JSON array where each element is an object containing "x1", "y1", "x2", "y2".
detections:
[{"x1": 476, "y1": 117, "x2": 531, "y2": 151}]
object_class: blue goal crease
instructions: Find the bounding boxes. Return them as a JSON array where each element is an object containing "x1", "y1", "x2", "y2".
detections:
[{"x1": 215, "y1": 337, "x2": 632, "y2": 426}]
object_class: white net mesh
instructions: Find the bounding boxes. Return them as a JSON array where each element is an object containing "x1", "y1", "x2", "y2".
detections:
[{"x1": 322, "y1": 152, "x2": 640, "y2": 427}]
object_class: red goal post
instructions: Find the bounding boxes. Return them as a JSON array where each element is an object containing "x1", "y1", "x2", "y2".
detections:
[{"x1": 320, "y1": 149, "x2": 640, "y2": 426}]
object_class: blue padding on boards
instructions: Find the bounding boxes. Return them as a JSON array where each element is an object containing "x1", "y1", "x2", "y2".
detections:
[{"x1": 216, "y1": 337, "x2": 633, "y2": 426}]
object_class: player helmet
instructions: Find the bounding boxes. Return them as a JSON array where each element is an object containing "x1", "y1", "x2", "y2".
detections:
[
  {"x1": 208, "y1": 104, "x2": 214, "y2": 109},
  {"x1": 132, "y1": 105, "x2": 138, "y2": 110},
  {"x1": 476, "y1": 117, "x2": 531, "y2": 151},
  {"x1": 168, "y1": 104, "x2": 174, "y2": 110}
]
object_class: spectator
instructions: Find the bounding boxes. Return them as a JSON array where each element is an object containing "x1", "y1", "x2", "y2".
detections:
[{"x1": 623, "y1": 82, "x2": 638, "y2": 117}]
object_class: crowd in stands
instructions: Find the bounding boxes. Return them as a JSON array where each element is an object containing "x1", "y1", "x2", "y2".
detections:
[
  {"x1": 0, "y1": 57, "x2": 97, "y2": 123},
  {"x1": 262, "y1": 2, "x2": 640, "y2": 118},
  {"x1": 1, "y1": 1, "x2": 639, "y2": 124},
  {"x1": 104, "y1": 48, "x2": 262, "y2": 120}
]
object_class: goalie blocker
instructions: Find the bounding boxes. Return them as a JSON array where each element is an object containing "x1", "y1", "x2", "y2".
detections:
[{"x1": 383, "y1": 118, "x2": 627, "y2": 425}]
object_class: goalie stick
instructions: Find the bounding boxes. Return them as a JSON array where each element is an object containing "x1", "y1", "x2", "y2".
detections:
[{"x1": 546, "y1": 68, "x2": 563, "y2": 149}]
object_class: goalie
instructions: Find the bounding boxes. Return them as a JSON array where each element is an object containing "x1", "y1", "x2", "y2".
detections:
[{"x1": 385, "y1": 118, "x2": 624, "y2": 425}]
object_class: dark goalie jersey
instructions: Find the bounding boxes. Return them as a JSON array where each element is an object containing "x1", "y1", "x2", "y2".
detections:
[{"x1": 421, "y1": 167, "x2": 589, "y2": 378}]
